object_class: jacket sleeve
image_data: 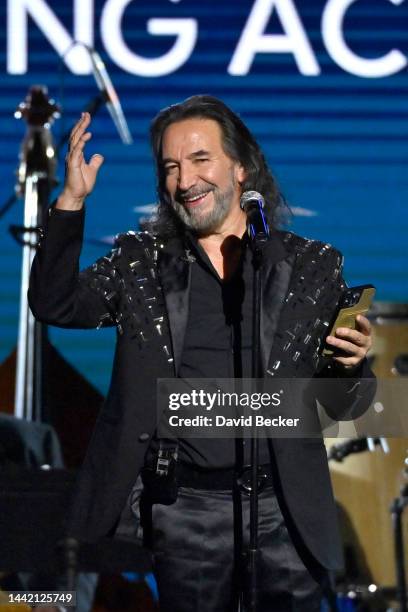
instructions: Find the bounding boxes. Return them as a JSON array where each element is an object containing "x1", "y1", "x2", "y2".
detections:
[
  {"x1": 28, "y1": 206, "x2": 120, "y2": 329},
  {"x1": 313, "y1": 258, "x2": 377, "y2": 421},
  {"x1": 314, "y1": 358, "x2": 377, "y2": 422}
]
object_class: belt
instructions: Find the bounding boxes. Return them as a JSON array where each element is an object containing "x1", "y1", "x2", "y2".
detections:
[{"x1": 176, "y1": 463, "x2": 274, "y2": 493}]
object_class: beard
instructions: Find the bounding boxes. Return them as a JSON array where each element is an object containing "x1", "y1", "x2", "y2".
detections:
[{"x1": 170, "y1": 172, "x2": 237, "y2": 235}]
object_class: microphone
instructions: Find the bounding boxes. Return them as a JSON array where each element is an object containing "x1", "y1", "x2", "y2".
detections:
[
  {"x1": 240, "y1": 190, "x2": 270, "y2": 246},
  {"x1": 86, "y1": 46, "x2": 133, "y2": 145}
]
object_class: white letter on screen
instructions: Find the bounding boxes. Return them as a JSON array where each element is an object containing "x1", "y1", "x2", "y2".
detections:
[
  {"x1": 228, "y1": 0, "x2": 320, "y2": 76},
  {"x1": 7, "y1": 0, "x2": 93, "y2": 74},
  {"x1": 322, "y1": 0, "x2": 407, "y2": 77},
  {"x1": 101, "y1": 0, "x2": 197, "y2": 77}
]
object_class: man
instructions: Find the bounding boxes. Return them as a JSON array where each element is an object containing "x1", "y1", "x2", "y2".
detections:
[{"x1": 29, "y1": 95, "x2": 374, "y2": 611}]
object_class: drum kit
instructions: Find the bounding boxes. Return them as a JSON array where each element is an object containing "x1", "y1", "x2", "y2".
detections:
[{"x1": 327, "y1": 303, "x2": 408, "y2": 611}]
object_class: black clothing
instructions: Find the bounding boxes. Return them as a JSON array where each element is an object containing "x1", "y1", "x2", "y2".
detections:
[
  {"x1": 28, "y1": 207, "x2": 376, "y2": 571},
  {"x1": 150, "y1": 485, "x2": 326, "y2": 612},
  {"x1": 179, "y1": 233, "x2": 253, "y2": 381},
  {"x1": 153, "y1": 233, "x2": 270, "y2": 468}
]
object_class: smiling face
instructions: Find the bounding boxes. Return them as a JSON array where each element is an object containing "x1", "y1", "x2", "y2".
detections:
[{"x1": 160, "y1": 118, "x2": 246, "y2": 235}]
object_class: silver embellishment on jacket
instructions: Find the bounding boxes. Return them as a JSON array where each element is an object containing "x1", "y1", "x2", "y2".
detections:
[
  {"x1": 180, "y1": 249, "x2": 196, "y2": 264},
  {"x1": 266, "y1": 233, "x2": 344, "y2": 376},
  {"x1": 85, "y1": 232, "x2": 173, "y2": 364}
]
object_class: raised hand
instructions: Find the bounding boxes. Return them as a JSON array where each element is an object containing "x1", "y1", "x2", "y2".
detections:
[{"x1": 57, "y1": 112, "x2": 104, "y2": 210}]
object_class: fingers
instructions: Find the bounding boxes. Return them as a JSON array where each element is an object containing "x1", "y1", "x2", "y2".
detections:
[
  {"x1": 326, "y1": 335, "x2": 367, "y2": 355},
  {"x1": 66, "y1": 112, "x2": 102, "y2": 170},
  {"x1": 326, "y1": 330, "x2": 372, "y2": 352},
  {"x1": 356, "y1": 314, "x2": 372, "y2": 335},
  {"x1": 89, "y1": 153, "x2": 104, "y2": 171},
  {"x1": 326, "y1": 335, "x2": 366, "y2": 367},
  {"x1": 69, "y1": 112, "x2": 91, "y2": 150},
  {"x1": 70, "y1": 131, "x2": 92, "y2": 158},
  {"x1": 329, "y1": 327, "x2": 369, "y2": 348},
  {"x1": 335, "y1": 320, "x2": 372, "y2": 348},
  {"x1": 326, "y1": 317, "x2": 373, "y2": 368},
  {"x1": 63, "y1": 112, "x2": 103, "y2": 200}
]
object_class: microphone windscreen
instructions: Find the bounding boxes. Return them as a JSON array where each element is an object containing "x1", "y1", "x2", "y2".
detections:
[{"x1": 240, "y1": 190, "x2": 265, "y2": 211}]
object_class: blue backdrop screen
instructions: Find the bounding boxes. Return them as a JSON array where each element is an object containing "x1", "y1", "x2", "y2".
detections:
[{"x1": 1, "y1": 0, "x2": 407, "y2": 392}]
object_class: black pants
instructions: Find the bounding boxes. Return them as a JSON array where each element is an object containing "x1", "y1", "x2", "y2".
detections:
[{"x1": 147, "y1": 485, "x2": 329, "y2": 612}]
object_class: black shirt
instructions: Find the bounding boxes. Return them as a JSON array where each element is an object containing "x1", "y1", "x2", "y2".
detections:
[{"x1": 176, "y1": 233, "x2": 270, "y2": 469}]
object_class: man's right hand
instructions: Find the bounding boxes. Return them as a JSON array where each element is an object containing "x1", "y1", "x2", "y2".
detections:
[{"x1": 56, "y1": 112, "x2": 104, "y2": 210}]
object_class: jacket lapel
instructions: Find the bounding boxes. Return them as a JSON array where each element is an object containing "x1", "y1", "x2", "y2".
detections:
[
  {"x1": 158, "y1": 238, "x2": 191, "y2": 375},
  {"x1": 158, "y1": 230, "x2": 299, "y2": 377},
  {"x1": 261, "y1": 232, "x2": 340, "y2": 379},
  {"x1": 260, "y1": 232, "x2": 295, "y2": 371}
]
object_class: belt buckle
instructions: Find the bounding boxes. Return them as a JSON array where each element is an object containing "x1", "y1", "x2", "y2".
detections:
[{"x1": 236, "y1": 466, "x2": 269, "y2": 496}]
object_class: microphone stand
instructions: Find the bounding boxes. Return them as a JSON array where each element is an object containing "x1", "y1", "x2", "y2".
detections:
[
  {"x1": 0, "y1": 94, "x2": 110, "y2": 223},
  {"x1": 247, "y1": 242, "x2": 263, "y2": 612},
  {"x1": 0, "y1": 45, "x2": 132, "y2": 222},
  {"x1": 243, "y1": 194, "x2": 270, "y2": 612},
  {"x1": 390, "y1": 489, "x2": 408, "y2": 612}
]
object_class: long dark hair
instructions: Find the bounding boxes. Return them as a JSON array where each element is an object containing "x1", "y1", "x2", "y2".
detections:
[{"x1": 148, "y1": 94, "x2": 287, "y2": 238}]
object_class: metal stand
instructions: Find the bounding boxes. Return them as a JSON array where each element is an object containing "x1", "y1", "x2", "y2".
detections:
[
  {"x1": 247, "y1": 247, "x2": 264, "y2": 612},
  {"x1": 14, "y1": 174, "x2": 46, "y2": 421},
  {"x1": 391, "y1": 488, "x2": 408, "y2": 612},
  {"x1": 58, "y1": 537, "x2": 79, "y2": 611},
  {"x1": 0, "y1": 467, "x2": 151, "y2": 612},
  {"x1": 238, "y1": 192, "x2": 271, "y2": 612},
  {"x1": 9, "y1": 86, "x2": 60, "y2": 422}
]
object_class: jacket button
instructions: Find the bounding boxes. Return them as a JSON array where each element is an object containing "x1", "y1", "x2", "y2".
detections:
[{"x1": 138, "y1": 433, "x2": 149, "y2": 442}]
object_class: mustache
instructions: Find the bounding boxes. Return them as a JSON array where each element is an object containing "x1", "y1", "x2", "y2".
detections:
[{"x1": 175, "y1": 186, "x2": 214, "y2": 202}]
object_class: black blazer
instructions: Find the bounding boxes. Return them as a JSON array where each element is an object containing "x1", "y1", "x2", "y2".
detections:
[{"x1": 28, "y1": 207, "x2": 375, "y2": 570}]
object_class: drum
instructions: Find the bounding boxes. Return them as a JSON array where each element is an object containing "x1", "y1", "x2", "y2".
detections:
[
  {"x1": 328, "y1": 303, "x2": 408, "y2": 586},
  {"x1": 369, "y1": 303, "x2": 408, "y2": 378}
]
